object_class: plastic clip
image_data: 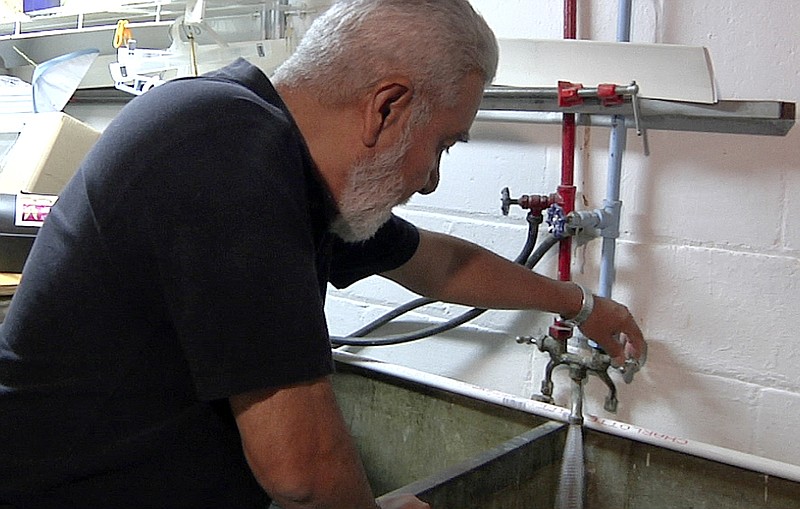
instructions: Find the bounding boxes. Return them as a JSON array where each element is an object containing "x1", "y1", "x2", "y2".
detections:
[
  {"x1": 597, "y1": 83, "x2": 624, "y2": 106},
  {"x1": 558, "y1": 81, "x2": 584, "y2": 107}
]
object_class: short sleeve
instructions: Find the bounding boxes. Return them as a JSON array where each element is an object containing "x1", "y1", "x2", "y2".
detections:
[{"x1": 328, "y1": 214, "x2": 420, "y2": 288}]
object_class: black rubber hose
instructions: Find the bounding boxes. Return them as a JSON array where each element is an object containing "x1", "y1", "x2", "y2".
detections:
[
  {"x1": 341, "y1": 213, "x2": 542, "y2": 340},
  {"x1": 514, "y1": 213, "x2": 542, "y2": 265},
  {"x1": 332, "y1": 307, "x2": 486, "y2": 347},
  {"x1": 346, "y1": 296, "x2": 436, "y2": 338},
  {"x1": 331, "y1": 220, "x2": 561, "y2": 347},
  {"x1": 525, "y1": 232, "x2": 560, "y2": 270}
]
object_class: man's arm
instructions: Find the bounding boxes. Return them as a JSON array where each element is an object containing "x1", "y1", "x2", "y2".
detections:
[
  {"x1": 230, "y1": 377, "x2": 377, "y2": 509},
  {"x1": 382, "y1": 229, "x2": 646, "y2": 366},
  {"x1": 230, "y1": 377, "x2": 430, "y2": 509}
]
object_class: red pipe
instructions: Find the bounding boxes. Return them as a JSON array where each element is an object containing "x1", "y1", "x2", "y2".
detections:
[
  {"x1": 564, "y1": 0, "x2": 577, "y2": 39},
  {"x1": 550, "y1": 0, "x2": 578, "y2": 341},
  {"x1": 558, "y1": 0, "x2": 578, "y2": 283},
  {"x1": 557, "y1": 125, "x2": 576, "y2": 283},
  {"x1": 549, "y1": 0, "x2": 579, "y2": 340}
]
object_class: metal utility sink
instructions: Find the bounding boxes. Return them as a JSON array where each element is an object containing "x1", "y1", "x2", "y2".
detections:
[{"x1": 332, "y1": 356, "x2": 800, "y2": 508}]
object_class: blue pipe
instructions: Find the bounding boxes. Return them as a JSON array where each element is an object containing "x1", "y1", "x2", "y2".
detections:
[
  {"x1": 598, "y1": 120, "x2": 625, "y2": 299},
  {"x1": 616, "y1": 0, "x2": 633, "y2": 43},
  {"x1": 598, "y1": 0, "x2": 633, "y2": 299}
]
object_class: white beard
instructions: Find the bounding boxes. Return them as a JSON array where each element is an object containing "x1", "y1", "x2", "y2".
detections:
[{"x1": 330, "y1": 137, "x2": 410, "y2": 242}]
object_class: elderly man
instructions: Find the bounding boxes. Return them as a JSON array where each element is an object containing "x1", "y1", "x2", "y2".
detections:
[{"x1": 0, "y1": 0, "x2": 646, "y2": 507}]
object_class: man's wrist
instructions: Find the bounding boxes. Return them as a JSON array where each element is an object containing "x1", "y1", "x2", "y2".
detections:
[{"x1": 560, "y1": 283, "x2": 594, "y2": 326}]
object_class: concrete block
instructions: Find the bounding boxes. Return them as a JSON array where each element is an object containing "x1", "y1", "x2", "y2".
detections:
[
  {"x1": 336, "y1": 326, "x2": 537, "y2": 396},
  {"x1": 408, "y1": 121, "x2": 562, "y2": 218},
  {"x1": 785, "y1": 154, "x2": 800, "y2": 252},
  {"x1": 601, "y1": 129, "x2": 784, "y2": 250},
  {"x1": 599, "y1": 243, "x2": 797, "y2": 381},
  {"x1": 773, "y1": 326, "x2": 800, "y2": 389},
  {"x1": 585, "y1": 366, "x2": 759, "y2": 457},
  {"x1": 398, "y1": 208, "x2": 531, "y2": 260},
  {"x1": 325, "y1": 296, "x2": 375, "y2": 338},
  {"x1": 657, "y1": 0, "x2": 800, "y2": 101},
  {"x1": 755, "y1": 388, "x2": 800, "y2": 466},
  {"x1": 329, "y1": 273, "x2": 417, "y2": 309}
]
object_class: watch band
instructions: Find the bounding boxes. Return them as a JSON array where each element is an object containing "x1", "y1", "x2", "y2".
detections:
[{"x1": 561, "y1": 283, "x2": 594, "y2": 326}]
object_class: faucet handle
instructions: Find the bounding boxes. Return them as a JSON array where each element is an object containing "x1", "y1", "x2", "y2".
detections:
[{"x1": 618, "y1": 358, "x2": 642, "y2": 384}]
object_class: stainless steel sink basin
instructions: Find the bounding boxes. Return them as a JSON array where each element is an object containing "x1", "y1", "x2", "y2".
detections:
[{"x1": 332, "y1": 355, "x2": 800, "y2": 508}]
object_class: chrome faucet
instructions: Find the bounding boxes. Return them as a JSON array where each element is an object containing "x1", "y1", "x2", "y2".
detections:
[{"x1": 517, "y1": 333, "x2": 628, "y2": 414}]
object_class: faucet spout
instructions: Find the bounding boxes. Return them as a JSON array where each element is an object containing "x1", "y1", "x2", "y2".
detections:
[{"x1": 568, "y1": 366, "x2": 586, "y2": 425}]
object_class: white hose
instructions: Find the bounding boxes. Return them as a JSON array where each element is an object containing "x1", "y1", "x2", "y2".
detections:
[{"x1": 555, "y1": 424, "x2": 585, "y2": 509}]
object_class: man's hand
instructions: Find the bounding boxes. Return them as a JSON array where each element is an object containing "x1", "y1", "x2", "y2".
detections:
[
  {"x1": 376, "y1": 493, "x2": 431, "y2": 509},
  {"x1": 577, "y1": 295, "x2": 648, "y2": 368}
]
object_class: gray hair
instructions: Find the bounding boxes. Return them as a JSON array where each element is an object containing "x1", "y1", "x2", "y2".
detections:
[{"x1": 272, "y1": 0, "x2": 498, "y2": 109}]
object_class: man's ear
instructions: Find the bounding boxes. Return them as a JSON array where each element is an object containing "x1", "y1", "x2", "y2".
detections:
[{"x1": 362, "y1": 79, "x2": 414, "y2": 148}]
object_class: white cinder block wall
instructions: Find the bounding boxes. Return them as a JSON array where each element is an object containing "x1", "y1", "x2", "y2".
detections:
[{"x1": 326, "y1": 0, "x2": 800, "y2": 467}]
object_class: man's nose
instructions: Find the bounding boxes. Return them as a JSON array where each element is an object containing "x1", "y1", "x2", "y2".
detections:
[{"x1": 418, "y1": 166, "x2": 440, "y2": 195}]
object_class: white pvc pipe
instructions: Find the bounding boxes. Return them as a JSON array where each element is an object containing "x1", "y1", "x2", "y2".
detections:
[{"x1": 333, "y1": 351, "x2": 800, "y2": 484}]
